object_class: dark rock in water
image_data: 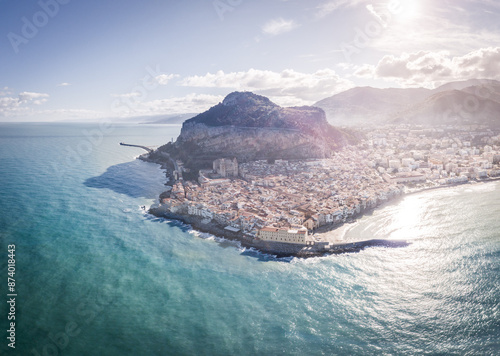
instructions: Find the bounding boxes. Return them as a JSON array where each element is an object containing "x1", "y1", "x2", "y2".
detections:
[{"x1": 159, "y1": 189, "x2": 172, "y2": 200}]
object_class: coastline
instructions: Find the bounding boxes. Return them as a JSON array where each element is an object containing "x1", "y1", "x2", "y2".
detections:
[
  {"x1": 147, "y1": 184, "x2": 409, "y2": 258},
  {"x1": 314, "y1": 177, "x2": 500, "y2": 241},
  {"x1": 148, "y1": 204, "x2": 410, "y2": 257},
  {"x1": 404, "y1": 176, "x2": 500, "y2": 197},
  {"x1": 140, "y1": 150, "x2": 500, "y2": 258}
]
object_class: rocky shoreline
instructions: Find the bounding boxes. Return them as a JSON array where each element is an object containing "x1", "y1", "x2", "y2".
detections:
[
  {"x1": 148, "y1": 201, "x2": 410, "y2": 258},
  {"x1": 140, "y1": 150, "x2": 500, "y2": 259}
]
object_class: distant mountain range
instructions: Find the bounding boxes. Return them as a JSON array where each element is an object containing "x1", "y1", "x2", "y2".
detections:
[
  {"x1": 145, "y1": 113, "x2": 198, "y2": 124},
  {"x1": 314, "y1": 79, "x2": 500, "y2": 128}
]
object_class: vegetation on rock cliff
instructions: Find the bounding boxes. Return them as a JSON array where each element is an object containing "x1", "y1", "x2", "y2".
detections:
[{"x1": 150, "y1": 92, "x2": 356, "y2": 172}]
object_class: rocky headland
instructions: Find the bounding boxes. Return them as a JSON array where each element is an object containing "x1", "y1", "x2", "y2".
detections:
[
  {"x1": 144, "y1": 91, "x2": 356, "y2": 172},
  {"x1": 132, "y1": 84, "x2": 500, "y2": 259}
]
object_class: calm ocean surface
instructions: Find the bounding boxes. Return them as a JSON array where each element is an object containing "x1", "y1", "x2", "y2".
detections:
[{"x1": 0, "y1": 123, "x2": 499, "y2": 355}]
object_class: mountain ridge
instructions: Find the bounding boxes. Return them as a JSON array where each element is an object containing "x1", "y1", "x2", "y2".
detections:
[{"x1": 314, "y1": 79, "x2": 500, "y2": 127}]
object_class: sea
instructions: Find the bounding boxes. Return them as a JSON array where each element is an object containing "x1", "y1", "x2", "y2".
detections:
[{"x1": 0, "y1": 122, "x2": 498, "y2": 356}]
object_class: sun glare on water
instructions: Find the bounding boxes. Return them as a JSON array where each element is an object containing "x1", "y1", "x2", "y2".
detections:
[{"x1": 385, "y1": 195, "x2": 428, "y2": 240}]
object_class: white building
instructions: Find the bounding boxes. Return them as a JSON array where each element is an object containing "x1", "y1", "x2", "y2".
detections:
[
  {"x1": 258, "y1": 227, "x2": 309, "y2": 244},
  {"x1": 389, "y1": 159, "x2": 401, "y2": 169}
]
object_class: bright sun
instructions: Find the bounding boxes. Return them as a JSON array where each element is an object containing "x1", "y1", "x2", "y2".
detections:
[{"x1": 395, "y1": 0, "x2": 421, "y2": 21}]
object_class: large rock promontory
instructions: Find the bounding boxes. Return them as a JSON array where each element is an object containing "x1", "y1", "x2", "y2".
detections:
[{"x1": 148, "y1": 92, "x2": 354, "y2": 171}]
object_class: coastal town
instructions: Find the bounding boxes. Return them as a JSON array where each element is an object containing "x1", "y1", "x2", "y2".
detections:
[{"x1": 153, "y1": 125, "x2": 500, "y2": 246}]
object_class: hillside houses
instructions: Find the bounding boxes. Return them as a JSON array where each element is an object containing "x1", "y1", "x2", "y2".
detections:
[{"x1": 157, "y1": 124, "x2": 500, "y2": 244}]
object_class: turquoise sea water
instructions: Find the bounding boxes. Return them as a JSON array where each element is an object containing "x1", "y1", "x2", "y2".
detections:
[{"x1": 0, "y1": 123, "x2": 499, "y2": 355}]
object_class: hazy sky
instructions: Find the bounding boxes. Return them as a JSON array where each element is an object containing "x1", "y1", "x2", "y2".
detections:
[{"x1": 1, "y1": 0, "x2": 500, "y2": 121}]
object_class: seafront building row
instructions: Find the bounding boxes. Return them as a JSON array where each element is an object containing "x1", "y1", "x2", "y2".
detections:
[{"x1": 158, "y1": 125, "x2": 500, "y2": 245}]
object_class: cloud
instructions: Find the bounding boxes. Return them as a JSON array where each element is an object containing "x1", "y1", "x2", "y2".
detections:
[
  {"x1": 366, "y1": 3, "x2": 387, "y2": 23},
  {"x1": 19, "y1": 91, "x2": 49, "y2": 103},
  {"x1": 57, "y1": 82, "x2": 71, "y2": 87},
  {"x1": 316, "y1": 0, "x2": 368, "y2": 17},
  {"x1": 0, "y1": 91, "x2": 49, "y2": 117},
  {"x1": 262, "y1": 18, "x2": 298, "y2": 36},
  {"x1": 155, "y1": 73, "x2": 179, "y2": 85},
  {"x1": 353, "y1": 47, "x2": 500, "y2": 87},
  {"x1": 111, "y1": 93, "x2": 224, "y2": 117},
  {"x1": 110, "y1": 92, "x2": 142, "y2": 99},
  {"x1": 111, "y1": 68, "x2": 353, "y2": 116},
  {"x1": 179, "y1": 68, "x2": 353, "y2": 103},
  {"x1": 0, "y1": 87, "x2": 13, "y2": 96},
  {"x1": 361, "y1": 3, "x2": 500, "y2": 55},
  {"x1": 110, "y1": 73, "x2": 179, "y2": 100},
  {"x1": 0, "y1": 96, "x2": 21, "y2": 115},
  {"x1": 352, "y1": 64, "x2": 374, "y2": 78}
]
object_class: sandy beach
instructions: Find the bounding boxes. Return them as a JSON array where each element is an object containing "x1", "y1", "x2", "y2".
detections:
[{"x1": 312, "y1": 222, "x2": 356, "y2": 244}]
